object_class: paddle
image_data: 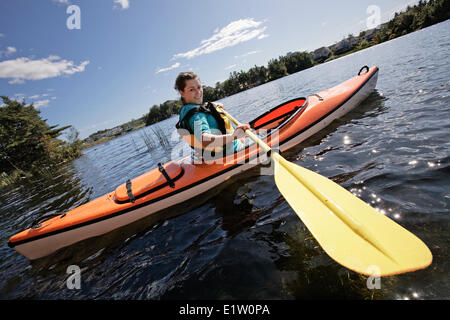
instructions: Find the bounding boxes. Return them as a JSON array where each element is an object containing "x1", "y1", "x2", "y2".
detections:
[{"x1": 220, "y1": 107, "x2": 432, "y2": 277}]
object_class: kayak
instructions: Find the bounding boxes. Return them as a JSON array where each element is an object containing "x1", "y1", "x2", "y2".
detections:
[{"x1": 8, "y1": 66, "x2": 379, "y2": 260}]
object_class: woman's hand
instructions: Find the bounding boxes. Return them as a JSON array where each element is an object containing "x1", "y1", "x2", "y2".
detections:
[
  {"x1": 234, "y1": 123, "x2": 251, "y2": 139},
  {"x1": 200, "y1": 123, "x2": 251, "y2": 147}
]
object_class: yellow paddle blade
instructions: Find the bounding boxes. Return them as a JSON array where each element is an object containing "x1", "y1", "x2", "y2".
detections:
[{"x1": 272, "y1": 153, "x2": 432, "y2": 276}]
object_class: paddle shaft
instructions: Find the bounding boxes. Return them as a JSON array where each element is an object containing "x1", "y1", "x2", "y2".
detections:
[
  {"x1": 221, "y1": 108, "x2": 360, "y2": 220},
  {"x1": 219, "y1": 108, "x2": 270, "y2": 152},
  {"x1": 220, "y1": 107, "x2": 398, "y2": 264}
]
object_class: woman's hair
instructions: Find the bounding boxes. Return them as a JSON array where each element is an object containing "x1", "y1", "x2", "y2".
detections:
[{"x1": 174, "y1": 72, "x2": 199, "y2": 92}]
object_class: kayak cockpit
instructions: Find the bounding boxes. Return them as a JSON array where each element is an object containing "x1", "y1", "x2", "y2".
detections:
[{"x1": 251, "y1": 97, "x2": 307, "y2": 137}]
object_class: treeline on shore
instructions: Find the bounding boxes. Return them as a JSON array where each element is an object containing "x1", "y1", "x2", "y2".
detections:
[
  {"x1": 144, "y1": 100, "x2": 183, "y2": 126},
  {"x1": 0, "y1": 97, "x2": 83, "y2": 187},
  {"x1": 82, "y1": 100, "x2": 184, "y2": 147},
  {"x1": 374, "y1": 0, "x2": 449, "y2": 42},
  {"x1": 140, "y1": 0, "x2": 450, "y2": 126}
]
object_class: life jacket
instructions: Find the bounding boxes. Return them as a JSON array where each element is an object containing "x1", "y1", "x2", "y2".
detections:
[{"x1": 175, "y1": 102, "x2": 235, "y2": 158}]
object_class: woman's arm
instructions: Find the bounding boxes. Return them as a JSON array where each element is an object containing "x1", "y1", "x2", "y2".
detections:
[{"x1": 200, "y1": 123, "x2": 251, "y2": 148}]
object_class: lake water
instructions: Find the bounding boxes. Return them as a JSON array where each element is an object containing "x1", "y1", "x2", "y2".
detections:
[{"x1": 1, "y1": 20, "x2": 449, "y2": 300}]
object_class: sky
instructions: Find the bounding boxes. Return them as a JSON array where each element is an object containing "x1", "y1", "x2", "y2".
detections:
[{"x1": 0, "y1": 0, "x2": 419, "y2": 139}]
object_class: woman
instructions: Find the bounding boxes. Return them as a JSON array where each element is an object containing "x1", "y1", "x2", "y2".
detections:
[{"x1": 175, "y1": 72, "x2": 251, "y2": 158}]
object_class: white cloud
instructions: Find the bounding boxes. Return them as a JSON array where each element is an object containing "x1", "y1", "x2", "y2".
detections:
[
  {"x1": 173, "y1": 18, "x2": 268, "y2": 60},
  {"x1": 234, "y1": 50, "x2": 262, "y2": 58},
  {"x1": 0, "y1": 55, "x2": 89, "y2": 84},
  {"x1": 225, "y1": 64, "x2": 237, "y2": 70},
  {"x1": 258, "y1": 34, "x2": 269, "y2": 40},
  {"x1": 5, "y1": 93, "x2": 56, "y2": 108},
  {"x1": 12, "y1": 93, "x2": 26, "y2": 101},
  {"x1": 114, "y1": 0, "x2": 130, "y2": 10},
  {"x1": 29, "y1": 93, "x2": 50, "y2": 100},
  {"x1": 52, "y1": 0, "x2": 71, "y2": 4},
  {"x1": 0, "y1": 46, "x2": 17, "y2": 58},
  {"x1": 155, "y1": 62, "x2": 180, "y2": 74},
  {"x1": 8, "y1": 78, "x2": 25, "y2": 84},
  {"x1": 33, "y1": 99, "x2": 51, "y2": 108}
]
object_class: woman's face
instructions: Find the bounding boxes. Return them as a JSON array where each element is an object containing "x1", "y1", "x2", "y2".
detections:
[{"x1": 179, "y1": 78, "x2": 203, "y2": 105}]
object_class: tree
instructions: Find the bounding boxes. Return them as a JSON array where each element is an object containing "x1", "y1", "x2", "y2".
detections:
[
  {"x1": 248, "y1": 65, "x2": 267, "y2": 86},
  {"x1": 237, "y1": 70, "x2": 250, "y2": 91},
  {"x1": 145, "y1": 105, "x2": 161, "y2": 125},
  {"x1": 0, "y1": 96, "x2": 80, "y2": 174},
  {"x1": 172, "y1": 100, "x2": 183, "y2": 114},
  {"x1": 280, "y1": 52, "x2": 313, "y2": 74},
  {"x1": 267, "y1": 58, "x2": 288, "y2": 81},
  {"x1": 159, "y1": 101, "x2": 173, "y2": 118},
  {"x1": 202, "y1": 86, "x2": 217, "y2": 102},
  {"x1": 222, "y1": 72, "x2": 240, "y2": 96}
]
